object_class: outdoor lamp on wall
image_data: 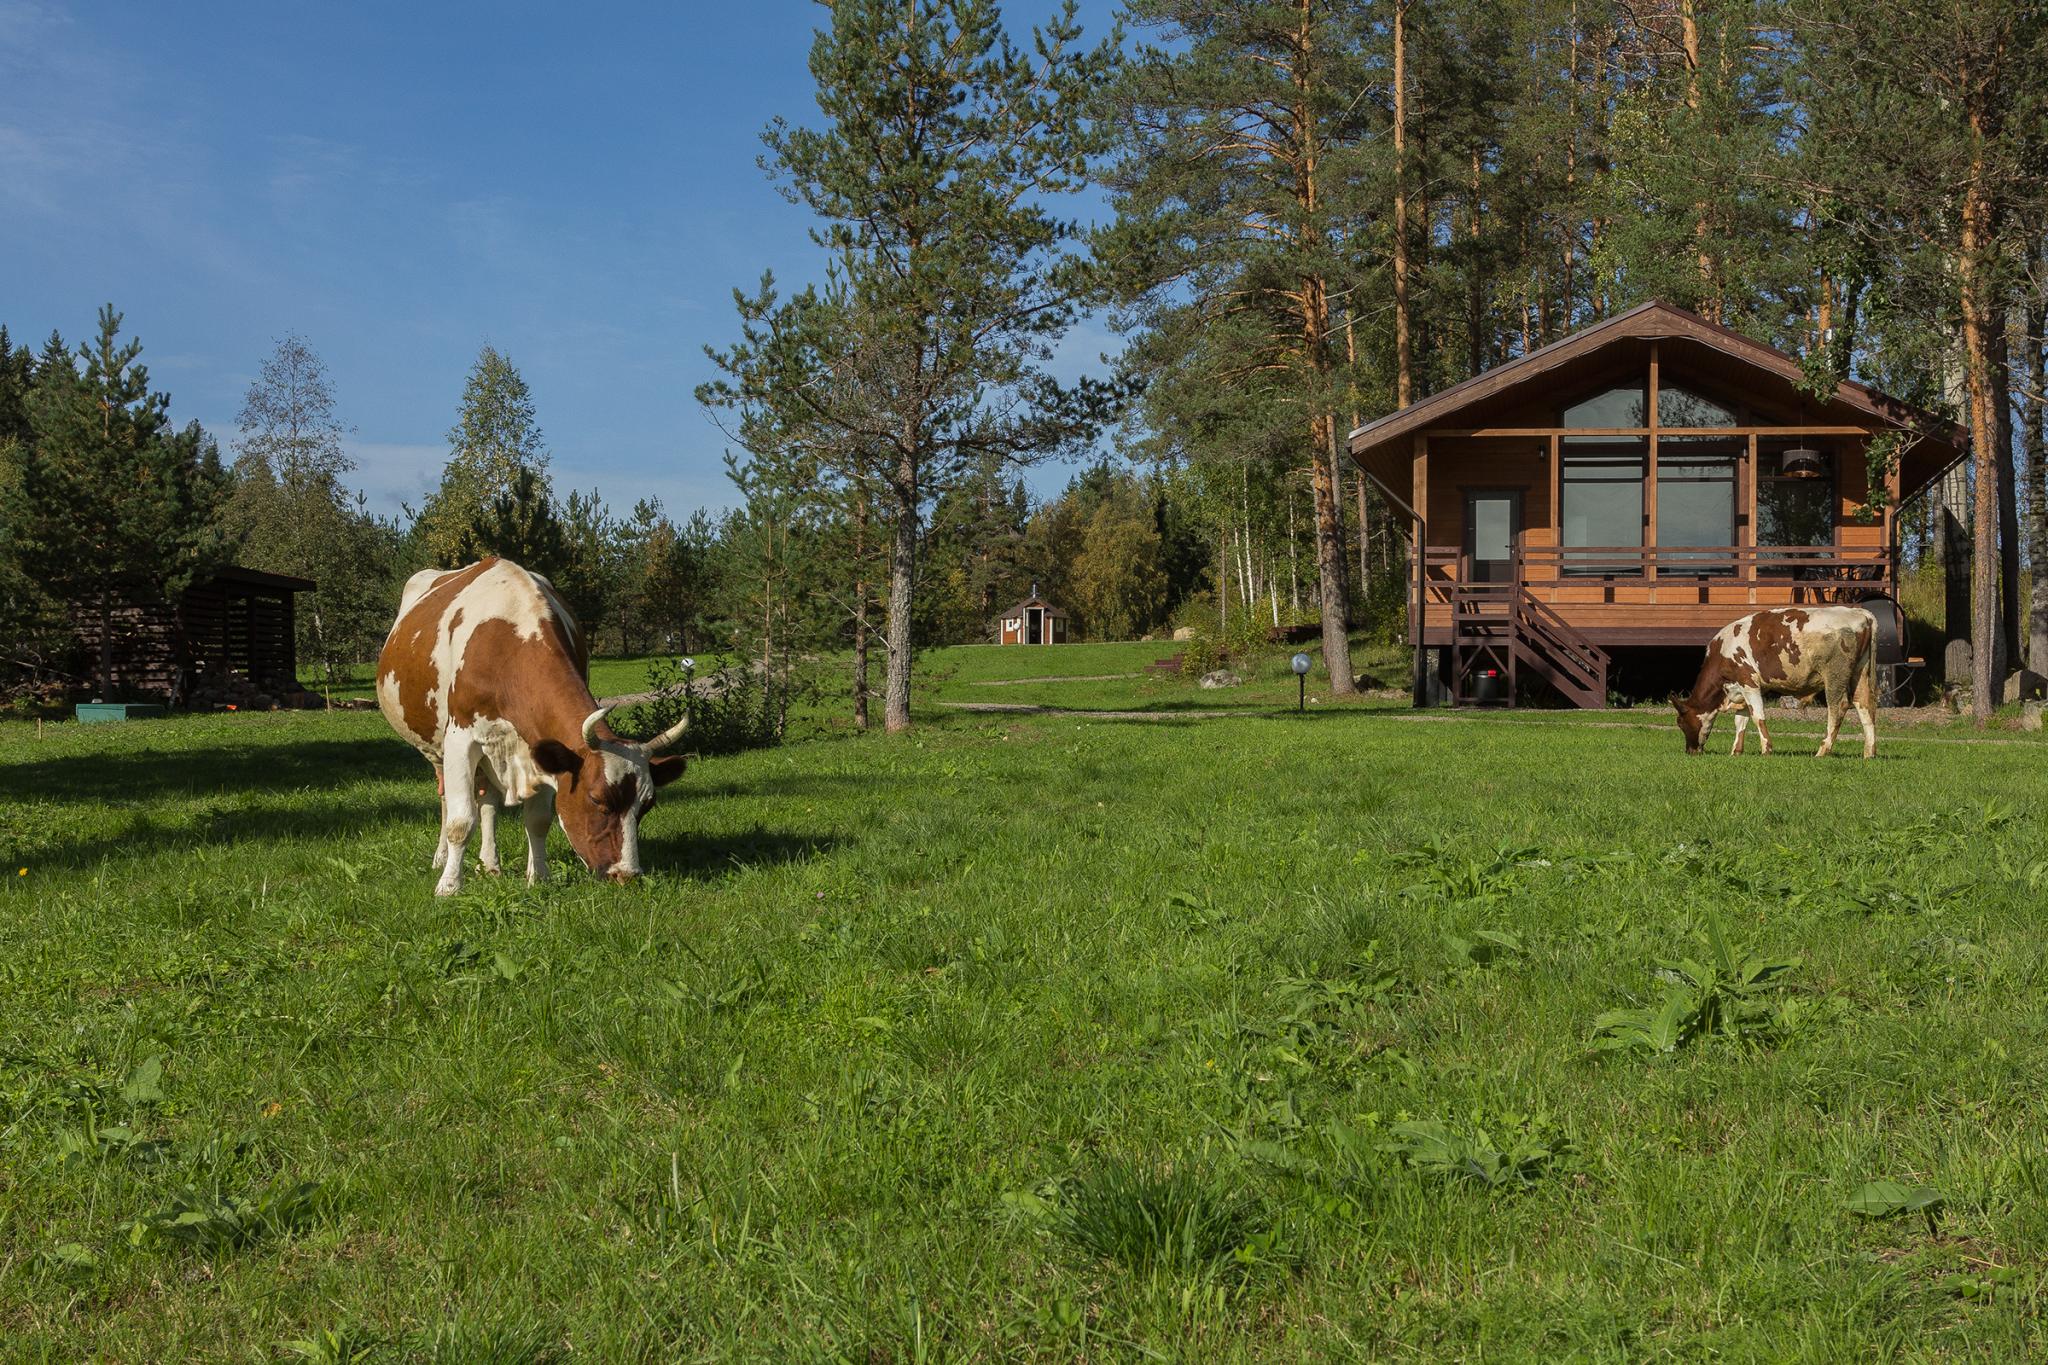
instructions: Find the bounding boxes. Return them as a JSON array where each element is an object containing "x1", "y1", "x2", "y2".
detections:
[
  {"x1": 1292, "y1": 651, "x2": 1312, "y2": 712},
  {"x1": 1780, "y1": 445, "x2": 1826, "y2": 479}
]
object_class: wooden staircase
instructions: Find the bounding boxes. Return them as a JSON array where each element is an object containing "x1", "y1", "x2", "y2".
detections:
[{"x1": 1448, "y1": 582, "x2": 1610, "y2": 709}]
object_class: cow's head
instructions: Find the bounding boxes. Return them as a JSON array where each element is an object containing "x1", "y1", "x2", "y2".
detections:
[
  {"x1": 1674, "y1": 693, "x2": 1729, "y2": 755},
  {"x1": 533, "y1": 705, "x2": 688, "y2": 881}
]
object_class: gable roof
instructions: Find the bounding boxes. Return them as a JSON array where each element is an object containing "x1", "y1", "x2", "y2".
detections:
[
  {"x1": 1347, "y1": 300, "x2": 1963, "y2": 475},
  {"x1": 1003, "y1": 594, "x2": 1065, "y2": 617}
]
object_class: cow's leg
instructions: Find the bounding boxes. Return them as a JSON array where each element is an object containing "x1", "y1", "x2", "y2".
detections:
[
  {"x1": 1817, "y1": 686, "x2": 1845, "y2": 759},
  {"x1": 434, "y1": 732, "x2": 480, "y2": 897},
  {"x1": 1746, "y1": 688, "x2": 1772, "y2": 755},
  {"x1": 430, "y1": 764, "x2": 450, "y2": 869},
  {"x1": 1730, "y1": 710, "x2": 1748, "y2": 755},
  {"x1": 476, "y1": 793, "x2": 502, "y2": 874},
  {"x1": 522, "y1": 788, "x2": 555, "y2": 886},
  {"x1": 1853, "y1": 653, "x2": 1879, "y2": 759}
]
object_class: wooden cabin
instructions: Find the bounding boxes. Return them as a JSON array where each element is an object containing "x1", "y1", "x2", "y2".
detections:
[
  {"x1": 70, "y1": 564, "x2": 316, "y2": 705},
  {"x1": 1347, "y1": 301, "x2": 1963, "y2": 707},
  {"x1": 998, "y1": 587, "x2": 1069, "y2": 645}
]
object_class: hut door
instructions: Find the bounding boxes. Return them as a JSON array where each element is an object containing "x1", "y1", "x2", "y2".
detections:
[
  {"x1": 1464, "y1": 492, "x2": 1522, "y2": 583},
  {"x1": 1027, "y1": 608, "x2": 1043, "y2": 644}
]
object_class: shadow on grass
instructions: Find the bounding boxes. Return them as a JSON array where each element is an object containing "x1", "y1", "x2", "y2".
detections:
[
  {"x1": 20, "y1": 794, "x2": 429, "y2": 873},
  {"x1": 7, "y1": 737, "x2": 421, "y2": 805},
  {"x1": 643, "y1": 826, "x2": 844, "y2": 881}
]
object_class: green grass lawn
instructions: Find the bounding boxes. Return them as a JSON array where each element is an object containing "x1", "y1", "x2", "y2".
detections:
[{"x1": 3, "y1": 655, "x2": 2046, "y2": 1360}]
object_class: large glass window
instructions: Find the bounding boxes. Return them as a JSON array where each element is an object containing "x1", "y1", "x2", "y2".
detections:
[
  {"x1": 1563, "y1": 384, "x2": 1646, "y2": 428},
  {"x1": 1655, "y1": 436, "x2": 1739, "y2": 574},
  {"x1": 1758, "y1": 467, "x2": 1835, "y2": 548},
  {"x1": 1657, "y1": 384, "x2": 1738, "y2": 428},
  {"x1": 1561, "y1": 440, "x2": 1645, "y2": 573}
]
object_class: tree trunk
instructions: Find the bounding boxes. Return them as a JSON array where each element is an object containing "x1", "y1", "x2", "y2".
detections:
[
  {"x1": 1291, "y1": 0, "x2": 1356, "y2": 694},
  {"x1": 1287, "y1": 478, "x2": 1301, "y2": 618},
  {"x1": 1217, "y1": 526, "x2": 1228, "y2": 637},
  {"x1": 1994, "y1": 315, "x2": 2021, "y2": 673},
  {"x1": 1680, "y1": 0, "x2": 1718, "y2": 322},
  {"x1": 1392, "y1": 0, "x2": 1412, "y2": 409},
  {"x1": 1311, "y1": 411, "x2": 1356, "y2": 691},
  {"x1": 884, "y1": 453, "x2": 917, "y2": 734},
  {"x1": 2026, "y1": 275, "x2": 2048, "y2": 676},
  {"x1": 1560, "y1": 3, "x2": 1579, "y2": 338},
  {"x1": 1959, "y1": 127, "x2": 2002, "y2": 724},
  {"x1": 1468, "y1": 146, "x2": 1485, "y2": 378},
  {"x1": 98, "y1": 584, "x2": 114, "y2": 698},
  {"x1": 853, "y1": 495, "x2": 870, "y2": 731}
]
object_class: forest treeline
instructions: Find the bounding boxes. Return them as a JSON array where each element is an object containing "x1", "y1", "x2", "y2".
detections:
[{"x1": 4, "y1": 0, "x2": 2046, "y2": 727}]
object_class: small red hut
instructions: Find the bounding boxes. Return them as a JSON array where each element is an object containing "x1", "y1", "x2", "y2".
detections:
[{"x1": 997, "y1": 586, "x2": 1069, "y2": 645}]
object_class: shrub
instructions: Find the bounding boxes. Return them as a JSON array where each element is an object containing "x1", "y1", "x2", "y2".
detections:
[{"x1": 622, "y1": 655, "x2": 784, "y2": 758}]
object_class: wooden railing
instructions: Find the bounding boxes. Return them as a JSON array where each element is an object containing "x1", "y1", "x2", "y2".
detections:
[
  {"x1": 1416, "y1": 543, "x2": 1891, "y2": 614},
  {"x1": 1510, "y1": 543, "x2": 1891, "y2": 583}
]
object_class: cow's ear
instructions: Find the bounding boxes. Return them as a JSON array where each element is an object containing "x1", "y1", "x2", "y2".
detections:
[
  {"x1": 649, "y1": 754, "x2": 686, "y2": 788},
  {"x1": 533, "y1": 739, "x2": 581, "y2": 775}
]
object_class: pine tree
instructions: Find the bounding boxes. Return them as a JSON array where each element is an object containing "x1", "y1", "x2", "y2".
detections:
[
  {"x1": 557, "y1": 487, "x2": 625, "y2": 645},
  {"x1": 9, "y1": 306, "x2": 231, "y2": 697},
  {"x1": 417, "y1": 346, "x2": 551, "y2": 567},
  {"x1": 458, "y1": 467, "x2": 570, "y2": 581},
  {"x1": 704, "y1": 1, "x2": 1122, "y2": 733},
  {"x1": 1102, "y1": 0, "x2": 1373, "y2": 692},
  {"x1": 0, "y1": 326, "x2": 46, "y2": 668},
  {"x1": 1797, "y1": 0, "x2": 2048, "y2": 722}
]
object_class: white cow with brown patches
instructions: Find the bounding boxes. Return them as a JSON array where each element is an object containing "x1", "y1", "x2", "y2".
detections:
[
  {"x1": 376, "y1": 557, "x2": 687, "y2": 894},
  {"x1": 1674, "y1": 606, "x2": 1879, "y2": 759}
]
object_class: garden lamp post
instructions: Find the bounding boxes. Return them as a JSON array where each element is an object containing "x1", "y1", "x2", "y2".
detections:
[{"x1": 1291, "y1": 652, "x2": 1312, "y2": 713}]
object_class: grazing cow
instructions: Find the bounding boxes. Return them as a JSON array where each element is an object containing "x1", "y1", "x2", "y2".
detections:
[
  {"x1": 377, "y1": 558, "x2": 687, "y2": 894},
  {"x1": 1674, "y1": 606, "x2": 1878, "y2": 759}
]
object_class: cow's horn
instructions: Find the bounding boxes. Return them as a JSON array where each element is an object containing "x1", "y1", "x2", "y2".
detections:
[
  {"x1": 643, "y1": 714, "x2": 690, "y2": 754},
  {"x1": 580, "y1": 704, "x2": 615, "y2": 749}
]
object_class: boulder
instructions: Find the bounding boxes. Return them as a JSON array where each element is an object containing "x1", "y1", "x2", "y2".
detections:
[
  {"x1": 2022, "y1": 701, "x2": 2044, "y2": 733},
  {"x1": 1198, "y1": 670, "x2": 1244, "y2": 689},
  {"x1": 1944, "y1": 637, "x2": 1974, "y2": 686},
  {"x1": 2002, "y1": 669, "x2": 2047, "y2": 703},
  {"x1": 1172, "y1": 625, "x2": 1196, "y2": 642}
]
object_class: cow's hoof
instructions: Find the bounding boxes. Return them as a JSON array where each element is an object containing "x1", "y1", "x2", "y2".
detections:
[{"x1": 477, "y1": 863, "x2": 503, "y2": 876}]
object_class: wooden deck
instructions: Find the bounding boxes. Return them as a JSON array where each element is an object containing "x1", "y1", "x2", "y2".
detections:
[{"x1": 1408, "y1": 543, "x2": 1897, "y2": 707}]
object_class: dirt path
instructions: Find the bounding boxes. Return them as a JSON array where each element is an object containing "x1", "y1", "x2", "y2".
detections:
[
  {"x1": 939, "y1": 701, "x2": 1237, "y2": 720},
  {"x1": 967, "y1": 674, "x2": 1143, "y2": 686},
  {"x1": 1382, "y1": 710, "x2": 2044, "y2": 748},
  {"x1": 940, "y1": 700, "x2": 2042, "y2": 745}
]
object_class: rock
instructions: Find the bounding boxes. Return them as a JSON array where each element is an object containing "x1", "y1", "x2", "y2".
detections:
[
  {"x1": 1778, "y1": 695, "x2": 1803, "y2": 712},
  {"x1": 2022, "y1": 701, "x2": 2044, "y2": 733},
  {"x1": 1172, "y1": 625, "x2": 1196, "y2": 642},
  {"x1": 1198, "y1": 669, "x2": 1244, "y2": 689},
  {"x1": 2003, "y1": 669, "x2": 2047, "y2": 703},
  {"x1": 1944, "y1": 637, "x2": 1974, "y2": 686}
]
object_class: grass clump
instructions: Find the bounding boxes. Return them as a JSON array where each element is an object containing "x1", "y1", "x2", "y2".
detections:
[{"x1": 1052, "y1": 1158, "x2": 1271, "y2": 1279}]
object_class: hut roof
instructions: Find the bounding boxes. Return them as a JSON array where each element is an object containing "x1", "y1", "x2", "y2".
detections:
[{"x1": 1347, "y1": 299, "x2": 1964, "y2": 499}]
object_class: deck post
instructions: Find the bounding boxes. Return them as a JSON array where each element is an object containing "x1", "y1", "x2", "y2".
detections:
[
  {"x1": 1746, "y1": 431, "x2": 1760, "y2": 605},
  {"x1": 1646, "y1": 342, "x2": 1659, "y2": 590},
  {"x1": 1547, "y1": 433, "x2": 1561, "y2": 583},
  {"x1": 1412, "y1": 434, "x2": 1430, "y2": 707}
]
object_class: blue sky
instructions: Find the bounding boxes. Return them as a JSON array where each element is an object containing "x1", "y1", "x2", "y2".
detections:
[{"x1": 0, "y1": 0, "x2": 1122, "y2": 519}]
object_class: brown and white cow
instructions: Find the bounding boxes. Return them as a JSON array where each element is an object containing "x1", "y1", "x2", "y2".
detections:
[
  {"x1": 1674, "y1": 606, "x2": 1878, "y2": 759},
  {"x1": 377, "y1": 557, "x2": 687, "y2": 894}
]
